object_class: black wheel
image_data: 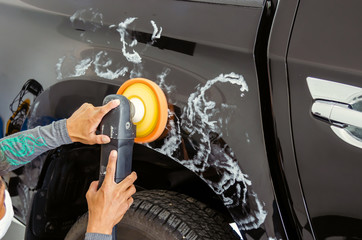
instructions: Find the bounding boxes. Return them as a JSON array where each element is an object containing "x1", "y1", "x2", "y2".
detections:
[{"x1": 65, "y1": 190, "x2": 239, "y2": 240}]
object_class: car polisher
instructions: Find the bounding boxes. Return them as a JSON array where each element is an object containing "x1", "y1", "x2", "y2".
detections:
[
  {"x1": 98, "y1": 78, "x2": 168, "y2": 186},
  {"x1": 98, "y1": 78, "x2": 168, "y2": 240}
]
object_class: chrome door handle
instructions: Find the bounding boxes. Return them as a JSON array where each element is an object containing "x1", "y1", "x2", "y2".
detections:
[
  {"x1": 307, "y1": 77, "x2": 362, "y2": 149},
  {"x1": 312, "y1": 100, "x2": 362, "y2": 128}
]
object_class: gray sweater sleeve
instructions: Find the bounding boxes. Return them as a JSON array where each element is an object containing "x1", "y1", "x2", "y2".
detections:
[
  {"x1": 84, "y1": 233, "x2": 112, "y2": 240},
  {"x1": 0, "y1": 119, "x2": 72, "y2": 174}
]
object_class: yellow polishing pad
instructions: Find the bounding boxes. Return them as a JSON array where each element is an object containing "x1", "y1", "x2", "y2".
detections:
[
  {"x1": 122, "y1": 83, "x2": 158, "y2": 138},
  {"x1": 117, "y1": 78, "x2": 168, "y2": 143}
]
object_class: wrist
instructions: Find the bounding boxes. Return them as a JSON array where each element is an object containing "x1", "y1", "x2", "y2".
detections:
[
  {"x1": 87, "y1": 217, "x2": 113, "y2": 235},
  {"x1": 66, "y1": 119, "x2": 77, "y2": 142}
]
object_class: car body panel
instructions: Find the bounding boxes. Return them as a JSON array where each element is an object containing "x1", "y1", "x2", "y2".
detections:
[
  {"x1": 287, "y1": 0, "x2": 362, "y2": 238},
  {"x1": 267, "y1": 0, "x2": 315, "y2": 238},
  {"x1": 0, "y1": 0, "x2": 288, "y2": 239}
]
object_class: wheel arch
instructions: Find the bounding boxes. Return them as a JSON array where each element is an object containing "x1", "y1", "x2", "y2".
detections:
[{"x1": 24, "y1": 79, "x2": 235, "y2": 234}]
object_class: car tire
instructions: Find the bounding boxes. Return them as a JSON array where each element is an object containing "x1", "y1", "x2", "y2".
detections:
[{"x1": 65, "y1": 190, "x2": 239, "y2": 240}]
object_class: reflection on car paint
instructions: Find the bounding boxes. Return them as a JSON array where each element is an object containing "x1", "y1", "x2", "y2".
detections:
[{"x1": 57, "y1": 9, "x2": 267, "y2": 231}]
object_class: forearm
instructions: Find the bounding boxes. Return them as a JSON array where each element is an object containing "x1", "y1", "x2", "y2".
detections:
[{"x1": 0, "y1": 119, "x2": 72, "y2": 173}]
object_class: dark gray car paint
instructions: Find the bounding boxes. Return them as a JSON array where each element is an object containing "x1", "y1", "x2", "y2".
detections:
[
  {"x1": 288, "y1": 0, "x2": 362, "y2": 239},
  {"x1": 0, "y1": 0, "x2": 289, "y2": 239},
  {"x1": 7, "y1": 0, "x2": 361, "y2": 239},
  {"x1": 268, "y1": 0, "x2": 315, "y2": 238}
]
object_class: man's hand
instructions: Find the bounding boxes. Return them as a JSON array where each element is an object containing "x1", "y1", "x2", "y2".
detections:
[
  {"x1": 66, "y1": 100, "x2": 120, "y2": 145},
  {"x1": 86, "y1": 150, "x2": 137, "y2": 235},
  {"x1": 0, "y1": 178, "x2": 6, "y2": 220}
]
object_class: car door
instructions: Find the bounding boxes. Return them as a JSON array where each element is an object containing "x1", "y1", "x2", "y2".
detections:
[{"x1": 287, "y1": 0, "x2": 362, "y2": 238}]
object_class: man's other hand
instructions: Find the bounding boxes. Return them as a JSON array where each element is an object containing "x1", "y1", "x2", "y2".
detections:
[{"x1": 85, "y1": 150, "x2": 137, "y2": 235}]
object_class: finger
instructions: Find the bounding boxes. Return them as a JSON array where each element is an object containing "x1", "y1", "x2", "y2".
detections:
[
  {"x1": 87, "y1": 133, "x2": 110, "y2": 145},
  {"x1": 124, "y1": 184, "x2": 136, "y2": 198},
  {"x1": 88, "y1": 181, "x2": 99, "y2": 192},
  {"x1": 75, "y1": 103, "x2": 92, "y2": 115},
  {"x1": 118, "y1": 172, "x2": 137, "y2": 191},
  {"x1": 95, "y1": 99, "x2": 120, "y2": 120},
  {"x1": 127, "y1": 197, "x2": 134, "y2": 208},
  {"x1": 116, "y1": 197, "x2": 134, "y2": 223},
  {"x1": 94, "y1": 134, "x2": 111, "y2": 144},
  {"x1": 118, "y1": 197, "x2": 134, "y2": 217},
  {"x1": 104, "y1": 150, "x2": 117, "y2": 184},
  {"x1": 86, "y1": 181, "x2": 99, "y2": 199},
  {"x1": 127, "y1": 197, "x2": 134, "y2": 209}
]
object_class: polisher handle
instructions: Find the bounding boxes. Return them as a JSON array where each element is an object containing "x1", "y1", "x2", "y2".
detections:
[
  {"x1": 98, "y1": 94, "x2": 136, "y2": 188},
  {"x1": 99, "y1": 139, "x2": 134, "y2": 185}
]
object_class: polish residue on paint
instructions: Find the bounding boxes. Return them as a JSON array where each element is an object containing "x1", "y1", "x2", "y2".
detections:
[
  {"x1": 70, "y1": 8, "x2": 103, "y2": 32},
  {"x1": 153, "y1": 72, "x2": 267, "y2": 230},
  {"x1": 57, "y1": 14, "x2": 163, "y2": 80},
  {"x1": 56, "y1": 9, "x2": 267, "y2": 231},
  {"x1": 150, "y1": 20, "x2": 162, "y2": 42},
  {"x1": 93, "y1": 51, "x2": 129, "y2": 79},
  {"x1": 116, "y1": 17, "x2": 142, "y2": 64}
]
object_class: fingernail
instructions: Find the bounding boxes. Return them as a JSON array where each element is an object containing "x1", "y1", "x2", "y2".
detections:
[
  {"x1": 102, "y1": 136, "x2": 110, "y2": 143},
  {"x1": 111, "y1": 150, "x2": 117, "y2": 157},
  {"x1": 112, "y1": 99, "x2": 120, "y2": 105}
]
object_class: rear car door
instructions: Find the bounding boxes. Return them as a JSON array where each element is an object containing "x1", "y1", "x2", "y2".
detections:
[{"x1": 287, "y1": 0, "x2": 362, "y2": 238}]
